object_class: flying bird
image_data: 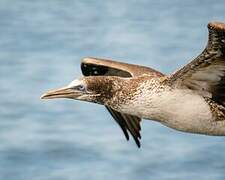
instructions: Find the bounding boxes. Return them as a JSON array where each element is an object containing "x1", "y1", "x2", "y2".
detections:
[{"x1": 41, "y1": 22, "x2": 225, "y2": 148}]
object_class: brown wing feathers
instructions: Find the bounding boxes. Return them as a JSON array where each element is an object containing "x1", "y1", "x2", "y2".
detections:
[
  {"x1": 106, "y1": 106, "x2": 142, "y2": 147},
  {"x1": 106, "y1": 106, "x2": 130, "y2": 141},
  {"x1": 81, "y1": 57, "x2": 145, "y2": 147},
  {"x1": 82, "y1": 57, "x2": 164, "y2": 77},
  {"x1": 207, "y1": 22, "x2": 225, "y2": 52},
  {"x1": 168, "y1": 22, "x2": 225, "y2": 106}
]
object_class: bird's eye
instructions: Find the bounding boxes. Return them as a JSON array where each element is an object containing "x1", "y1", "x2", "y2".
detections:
[{"x1": 77, "y1": 85, "x2": 86, "y2": 91}]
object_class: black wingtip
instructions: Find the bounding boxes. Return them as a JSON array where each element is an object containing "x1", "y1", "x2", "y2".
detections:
[
  {"x1": 105, "y1": 106, "x2": 142, "y2": 148},
  {"x1": 132, "y1": 135, "x2": 141, "y2": 148},
  {"x1": 123, "y1": 130, "x2": 130, "y2": 141},
  {"x1": 136, "y1": 140, "x2": 141, "y2": 148},
  {"x1": 105, "y1": 106, "x2": 130, "y2": 141}
]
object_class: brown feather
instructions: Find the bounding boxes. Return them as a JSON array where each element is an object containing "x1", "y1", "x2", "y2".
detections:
[
  {"x1": 167, "y1": 22, "x2": 225, "y2": 106},
  {"x1": 80, "y1": 57, "x2": 157, "y2": 147}
]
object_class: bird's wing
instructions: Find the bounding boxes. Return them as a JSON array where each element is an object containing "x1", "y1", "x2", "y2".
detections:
[
  {"x1": 106, "y1": 106, "x2": 142, "y2": 148},
  {"x1": 81, "y1": 57, "x2": 162, "y2": 147},
  {"x1": 81, "y1": 57, "x2": 164, "y2": 78},
  {"x1": 167, "y1": 22, "x2": 225, "y2": 105}
]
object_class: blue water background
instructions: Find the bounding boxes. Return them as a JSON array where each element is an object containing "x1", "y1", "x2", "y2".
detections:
[{"x1": 1, "y1": 0, "x2": 225, "y2": 179}]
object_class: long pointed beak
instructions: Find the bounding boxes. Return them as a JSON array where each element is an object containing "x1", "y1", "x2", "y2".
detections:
[{"x1": 41, "y1": 86, "x2": 81, "y2": 100}]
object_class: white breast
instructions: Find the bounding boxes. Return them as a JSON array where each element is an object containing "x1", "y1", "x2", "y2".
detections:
[
  {"x1": 149, "y1": 90, "x2": 212, "y2": 132},
  {"x1": 121, "y1": 88, "x2": 213, "y2": 134}
]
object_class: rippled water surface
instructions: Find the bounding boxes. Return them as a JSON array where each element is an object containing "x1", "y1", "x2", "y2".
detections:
[{"x1": 1, "y1": 1, "x2": 225, "y2": 179}]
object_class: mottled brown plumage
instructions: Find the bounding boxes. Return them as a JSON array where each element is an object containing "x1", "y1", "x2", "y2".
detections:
[
  {"x1": 41, "y1": 21, "x2": 225, "y2": 148},
  {"x1": 80, "y1": 60, "x2": 164, "y2": 147}
]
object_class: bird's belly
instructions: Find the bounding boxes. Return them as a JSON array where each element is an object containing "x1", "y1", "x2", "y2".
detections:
[{"x1": 131, "y1": 89, "x2": 225, "y2": 135}]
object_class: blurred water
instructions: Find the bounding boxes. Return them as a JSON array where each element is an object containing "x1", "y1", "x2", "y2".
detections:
[{"x1": 1, "y1": 0, "x2": 225, "y2": 179}]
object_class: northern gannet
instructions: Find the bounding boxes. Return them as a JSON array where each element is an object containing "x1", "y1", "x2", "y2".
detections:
[{"x1": 41, "y1": 22, "x2": 225, "y2": 148}]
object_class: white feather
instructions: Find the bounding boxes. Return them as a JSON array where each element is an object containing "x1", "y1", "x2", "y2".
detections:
[{"x1": 67, "y1": 79, "x2": 82, "y2": 88}]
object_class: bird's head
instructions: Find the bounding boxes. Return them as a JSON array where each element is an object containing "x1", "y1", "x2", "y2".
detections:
[{"x1": 41, "y1": 76, "x2": 125, "y2": 105}]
